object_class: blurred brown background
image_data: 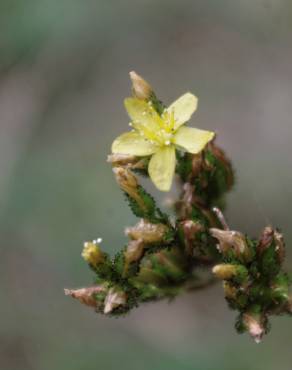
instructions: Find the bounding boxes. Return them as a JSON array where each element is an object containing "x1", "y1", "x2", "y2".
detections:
[{"x1": 1, "y1": 0, "x2": 292, "y2": 369}]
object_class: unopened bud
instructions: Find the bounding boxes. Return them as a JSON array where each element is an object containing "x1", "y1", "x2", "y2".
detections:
[
  {"x1": 113, "y1": 167, "x2": 137, "y2": 191},
  {"x1": 191, "y1": 153, "x2": 204, "y2": 178},
  {"x1": 107, "y1": 153, "x2": 137, "y2": 166},
  {"x1": 124, "y1": 239, "x2": 144, "y2": 266},
  {"x1": 270, "y1": 272, "x2": 290, "y2": 304},
  {"x1": 107, "y1": 153, "x2": 146, "y2": 169},
  {"x1": 213, "y1": 264, "x2": 237, "y2": 280},
  {"x1": 257, "y1": 226, "x2": 285, "y2": 265},
  {"x1": 210, "y1": 228, "x2": 252, "y2": 263},
  {"x1": 242, "y1": 309, "x2": 267, "y2": 343},
  {"x1": 271, "y1": 283, "x2": 289, "y2": 303},
  {"x1": 64, "y1": 285, "x2": 106, "y2": 308},
  {"x1": 82, "y1": 240, "x2": 105, "y2": 268},
  {"x1": 274, "y1": 231, "x2": 285, "y2": 262},
  {"x1": 129, "y1": 71, "x2": 153, "y2": 100},
  {"x1": 223, "y1": 281, "x2": 237, "y2": 300},
  {"x1": 154, "y1": 249, "x2": 186, "y2": 281},
  {"x1": 179, "y1": 220, "x2": 204, "y2": 255},
  {"x1": 104, "y1": 287, "x2": 127, "y2": 314},
  {"x1": 212, "y1": 263, "x2": 248, "y2": 283},
  {"x1": 125, "y1": 219, "x2": 169, "y2": 244},
  {"x1": 113, "y1": 167, "x2": 146, "y2": 211},
  {"x1": 270, "y1": 295, "x2": 292, "y2": 315},
  {"x1": 206, "y1": 143, "x2": 234, "y2": 190},
  {"x1": 135, "y1": 259, "x2": 168, "y2": 285}
]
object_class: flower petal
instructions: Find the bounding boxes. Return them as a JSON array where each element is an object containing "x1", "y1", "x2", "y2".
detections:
[
  {"x1": 167, "y1": 92, "x2": 198, "y2": 130},
  {"x1": 173, "y1": 126, "x2": 215, "y2": 154},
  {"x1": 148, "y1": 146, "x2": 176, "y2": 192},
  {"x1": 124, "y1": 98, "x2": 161, "y2": 133},
  {"x1": 112, "y1": 131, "x2": 158, "y2": 156}
]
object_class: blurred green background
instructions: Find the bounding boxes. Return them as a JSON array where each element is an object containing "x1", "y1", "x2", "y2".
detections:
[{"x1": 1, "y1": 0, "x2": 292, "y2": 369}]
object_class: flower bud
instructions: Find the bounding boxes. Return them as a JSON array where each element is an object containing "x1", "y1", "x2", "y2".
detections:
[
  {"x1": 242, "y1": 308, "x2": 267, "y2": 343},
  {"x1": 179, "y1": 220, "x2": 204, "y2": 255},
  {"x1": 210, "y1": 228, "x2": 253, "y2": 263},
  {"x1": 135, "y1": 259, "x2": 168, "y2": 286},
  {"x1": 206, "y1": 143, "x2": 234, "y2": 190},
  {"x1": 82, "y1": 239, "x2": 105, "y2": 268},
  {"x1": 113, "y1": 167, "x2": 146, "y2": 211},
  {"x1": 125, "y1": 219, "x2": 169, "y2": 244},
  {"x1": 113, "y1": 167, "x2": 138, "y2": 192},
  {"x1": 154, "y1": 248, "x2": 186, "y2": 281},
  {"x1": 212, "y1": 263, "x2": 248, "y2": 283},
  {"x1": 191, "y1": 153, "x2": 204, "y2": 178},
  {"x1": 124, "y1": 239, "x2": 144, "y2": 266},
  {"x1": 223, "y1": 281, "x2": 248, "y2": 309},
  {"x1": 64, "y1": 285, "x2": 106, "y2": 308},
  {"x1": 107, "y1": 153, "x2": 146, "y2": 169},
  {"x1": 107, "y1": 153, "x2": 137, "y2": 166},
  {"x1": 129, "y1": 71, "x2": 153, "y2": 100},
  {"x1": 223, "y1": 281, "x2": 237, "y2": 300},
  {"x1": 104, "y1": 287, "x2": 127, "y2": 314},
  {"x1": 271, "y1": 283, "x2": 289, "y2": 303},
  {"x1": 269, "y1": 295, "x2": 292, "y2": 315},
  {"x1": 270, "y1": 272, "x2": 290, "y2": 304},
  {"x1": 257, "y1": 226, "x2": 285, "y2": 265}
]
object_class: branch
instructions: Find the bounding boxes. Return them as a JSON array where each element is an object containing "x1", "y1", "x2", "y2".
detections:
[{"x1": 65, "y1": 71, "x2": 291, "y2": 343}]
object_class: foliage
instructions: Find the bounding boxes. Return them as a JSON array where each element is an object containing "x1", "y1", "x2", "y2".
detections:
[{"x1": 65, "y1": 72, "x2": 291, "y2": 343}]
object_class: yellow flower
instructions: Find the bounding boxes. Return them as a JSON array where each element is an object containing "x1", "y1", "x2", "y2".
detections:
[
  {"x1": 82, "y1": 239, "x2": 105, "y2": 267},
  {"x1": 112, "y1": 93, "x2": 215, "y2": 191}
]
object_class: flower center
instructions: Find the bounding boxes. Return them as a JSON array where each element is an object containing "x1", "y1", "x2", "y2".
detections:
[{"x1": 134, "y1": 109, "x2": 177, "y2": 147}]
